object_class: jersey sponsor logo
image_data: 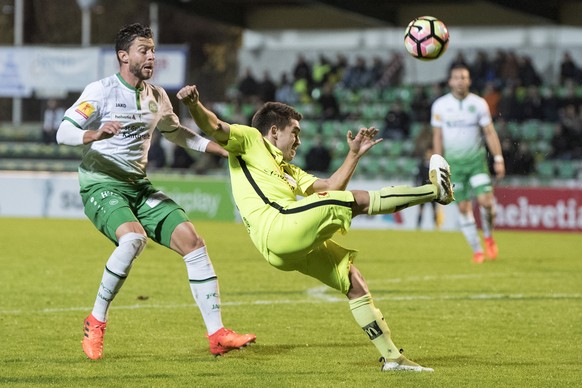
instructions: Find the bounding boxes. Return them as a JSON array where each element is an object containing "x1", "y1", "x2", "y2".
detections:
[
  {"x1": 75, "y1": 101, "x2": 95, "y2": 119},
  {"x1": 362, "y1": 320, "x2": 383, "y2": 340},
  {"x1": 148, "y1": 100, "x2": 158, "y2": 113},
  {"x1": 113, "y1": 112, "x2": 141, "y2": 121},
  {"x1": 122, "y1": 125, "x2": 150, "y2": 140}
]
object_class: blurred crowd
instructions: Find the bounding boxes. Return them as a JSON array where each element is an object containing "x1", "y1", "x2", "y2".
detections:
[{"x1": 199, "y1": 49, "x2": 582, "y2": 177}]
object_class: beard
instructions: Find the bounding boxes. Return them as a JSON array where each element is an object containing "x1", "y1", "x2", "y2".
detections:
[{"x1": 129, "y1": 62, "x2": 153, "y2": 81}]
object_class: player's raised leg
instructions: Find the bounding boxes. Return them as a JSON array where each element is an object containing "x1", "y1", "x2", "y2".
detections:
[{"x1": 364, "y1": 154, "x2": 454, "y2": 216}]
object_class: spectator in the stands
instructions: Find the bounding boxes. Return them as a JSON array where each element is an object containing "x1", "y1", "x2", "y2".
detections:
[
  {"x1": 482, "y1": 82, "x2": 502, "y2": 119},
  {"x1": 258, "y1": 70, "x2": 277, "y2": 102},
  {"x1": 377, "y1": 52, "x2": 404, "y2": 87},
  {"x1": 550, "y1": 123, "x2": 574, "y2": 160},
  {"x1": 518, "y1": 56, "x2": 542, "y2": 87},
  {"x1": 558, "y1": 80, "x2": 581, "y2": 109},
  {"x1": 342, "y1": 56, "x2": 372, "y2": 90},
  {"x1": 42, "y1": 99, "x2": 65, "y2": 144},
  {"x1": 304, "y1": 135, "x2": 332, "y2": 173},
  {"x1": 560, "y1": 52, "x2": 580, "y2": 85},
  {"x1": 369, "y1": 56, "x2": 385, "y2": 86},
  {"x1": 238, "y1": 68, "x2": 260, "y2": 101},
  {"x1": 330, "y1": 53, "x2": 349, "y2": 85},
  {"x1": 382, "y1": 99, "x2": 410, "y2": 140},
  {"x1": 275, "y1": 73, "x2": 298, "y2": 105},
  {"x1": 489, "y1": 50, "x2": 507, "y2": 86},
  {"x1": 560, "y1": 104, "x2": 582, "y2": 158},
  {"x1": 292, "y1": 54, "x2": 313, "y2": 87},
  {"x1": 317, "y1": 81, "x2": 342, "y2": 120},
  {"x1": 471, "y1": 50, "x2": 493, "y2": 92},
  {"x1": 312, "y1": 54, "x2": 333, "y2": 88},
  {"x1": 541, "y1": 87, "x2": 560, "y2": 122},
  {"x1": 499, "y1": 52, "x2": 521, "y2": 87},
  {"x1": 559, "y1": 104, "x2": 582, "y2": 141},
  {"x1": 294, "y1": 75, "x2": 312, "y2": 104},
  {"x1": 510, "y1": 142, "x2": 536, "y2": 175},
  {"x1": 521, "y1": 85, "x2": 544, "y2": 121},
  {"x1": 410, "y1": 85, "x2": 431, "y2": 123},
  {"x1": 500, "y1": 137, "x2": 517, "y2": 174},
  {"x1": 497, "y1": 85, "x2": 521, "y2": 122}
]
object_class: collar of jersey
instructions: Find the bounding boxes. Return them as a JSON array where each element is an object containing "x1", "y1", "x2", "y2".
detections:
[
  {"x1": 263, "y1": 137, "x2": 285, "y2": 167},
  {"x1": 116, "y1": 73, "x2": 145, "y2": 92}
]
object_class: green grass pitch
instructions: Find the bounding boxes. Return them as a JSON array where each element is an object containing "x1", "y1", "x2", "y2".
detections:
[{"x1": 0, "y1": 218, "x2": 581, "y2": 387}]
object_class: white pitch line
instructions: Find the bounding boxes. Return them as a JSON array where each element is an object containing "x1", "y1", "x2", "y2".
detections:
[
  {"x1": 1, "y1": 293, "x2": 581, "y2": 316},
  {"x1": 366, "y1": 272, "x2": 514, "y2": 285}
]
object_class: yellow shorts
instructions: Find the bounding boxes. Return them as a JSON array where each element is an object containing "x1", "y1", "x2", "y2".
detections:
[{"x1": 264, "y1": 190, "x2": 357, "y2": 294}]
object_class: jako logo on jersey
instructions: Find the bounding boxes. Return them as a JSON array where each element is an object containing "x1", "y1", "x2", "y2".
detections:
[
  {"x1": 116, "y1": 103, "x2": 126, "y2": 108},
  {"x1": 75, "y1": 101, "x2": 95, "y2": 119}
]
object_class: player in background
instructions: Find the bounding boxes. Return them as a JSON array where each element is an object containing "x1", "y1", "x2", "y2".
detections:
[
  {"x1": 431, "y1": 64, "x2": 505, "y2": 263},
  {"x1": 56, "y1": 23, "x2": 255, "y2": 360},
  {"x1": 176, "y1": 84, "x2": 455, "y2": 372}
]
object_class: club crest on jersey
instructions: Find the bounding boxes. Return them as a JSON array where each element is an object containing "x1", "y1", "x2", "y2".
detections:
[
  {"x1": 75, "y1": 101, "x2": 95, "y2": 119},
  {"x1": 149, "y1": 100, "x2": 158, "y2": 113}
]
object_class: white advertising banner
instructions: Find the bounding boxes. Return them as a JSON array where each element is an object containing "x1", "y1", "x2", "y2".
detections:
[
  {"x1": 0, "y1": 48, "x2": 35, "y2": 97},
  {"x1": 0, "y1": 172, "x2": 84, "y2": 218},
  {"x1": 0, "y1": 45, "x2": 187, "y2": 97},
  {"x1": 0, "y1": 173, "x2": 460, "y2": 230},
  {"x1": 100, "y1": 46, "x2": 188, "y2": 90}
]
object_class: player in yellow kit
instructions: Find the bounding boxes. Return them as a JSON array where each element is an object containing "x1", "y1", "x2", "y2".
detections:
[{"x1": 177, "y1": 84, "x2": 454, "y2": 372}]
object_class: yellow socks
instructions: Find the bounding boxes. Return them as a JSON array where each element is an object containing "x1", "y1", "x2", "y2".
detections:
[
  {"x1": 368, "y1": 185, "x2": 437, "y2": 215},
  {"x1": 349, "y1": 293, "x2": 401, "y2": 360}
]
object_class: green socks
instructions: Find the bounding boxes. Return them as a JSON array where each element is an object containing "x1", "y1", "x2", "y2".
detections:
[
  {"x1": 349, "y1": 293, "x2": 401, "y2": 360},
  {"x1": 368, "y1": 185, "x2": 437, "y2": 215}
]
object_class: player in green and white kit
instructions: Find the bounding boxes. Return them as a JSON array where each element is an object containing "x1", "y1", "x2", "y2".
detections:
[
  {"x1": 57, "y1": 23, "x2": 255, "y2": 360},
  {"x1": 176, "y1": 84, "x2": 455, "y2": 373},
  {"x1": 431, "y1": 64, "x2": 506, "y2": 263}
]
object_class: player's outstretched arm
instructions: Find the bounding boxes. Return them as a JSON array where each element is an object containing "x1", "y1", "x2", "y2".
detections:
[
  {"x1": 310, "y1": 127, "x2": 381, "y2": 192},
  {"x1": 56, "y1": 120, "x2": 121, "y2": 146},
  {"x1": 177, "y1": 85, "x2": 230, "y2": 144}
]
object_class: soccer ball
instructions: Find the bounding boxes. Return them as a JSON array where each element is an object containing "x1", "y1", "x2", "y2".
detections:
[{"x1": 404, "y1": 16, "x2": 449, "y2": 61}]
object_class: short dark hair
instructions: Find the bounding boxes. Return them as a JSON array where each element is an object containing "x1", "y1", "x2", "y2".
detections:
[
  {"x1": 449, "y1": 63, "x2": 471, "y2": 77},
  {"x1": 251, "y1": 102, "x2": 303, "y2": 135},
  {"x1": 115, "y1": 23, "x2": 153, "y2": 63}
]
